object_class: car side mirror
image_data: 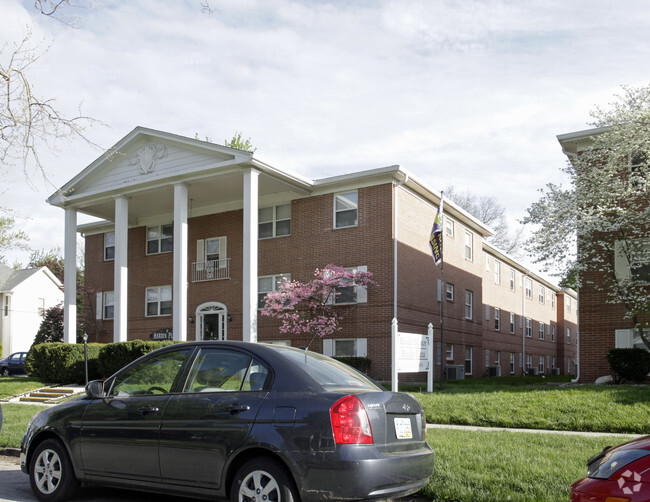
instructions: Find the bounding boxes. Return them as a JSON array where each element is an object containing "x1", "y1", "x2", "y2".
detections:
[{"x1": 86, "y1": 379, "x2": 105, "y2": 398}]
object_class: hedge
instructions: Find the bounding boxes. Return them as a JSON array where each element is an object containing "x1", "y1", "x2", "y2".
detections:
[
  {"x1": 97, "y1": 340, "x2": 177, "y2": 377},
  {"x1": 25, "y1": 343, "x2": 103, "y2": 384},
  {"x1": 607, "y1": 347, "x2": 650, "y2": 383}
]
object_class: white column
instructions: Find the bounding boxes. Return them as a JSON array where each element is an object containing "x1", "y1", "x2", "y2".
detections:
[
  {"x1": 114, "y1": 197, "x2": 129, "y2": 343},
  {"x1": 63, "y1": 208, "x2": 77, "y2": 344},
  {"x1": 242, "y1": 170, "x2": 259, "y2": 343},
  {"x1": 173, "y1": 183, "x2": 189, "y2": 342}
]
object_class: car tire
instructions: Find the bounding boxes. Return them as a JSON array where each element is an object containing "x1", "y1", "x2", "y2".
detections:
[
  {"x1": 231, "y1": 458, "x2": 300, "y2": 502},
  {"x1": 29, "y1": 438, "x2": 79, "y2": 502},
  {"x1": 0, "y1": 367, "x2": 9, "y2": 377}
]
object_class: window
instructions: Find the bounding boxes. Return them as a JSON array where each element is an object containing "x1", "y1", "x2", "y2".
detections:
[
  {"x1": 539, "y1": 322, "x2": 545, "y2": 340},
  {"x1": 485, "y1": 255, "x2": 491, "y2": 272},
  {"x1": 567, "y1": 328, "x2": 572, "y2": 345},
  {"x1": 539, "y1": 356, "x2": 545, "y2": 374},
  {"x1": 334, "y1": 191, "x2": 358, "y2": 228},
  {"x1": 552, "y1": 356, "x2": 556, "y2": 369},
  {"x1": 551, "y1": 293, "x2": 555, "y2": 308},
  {"x1": 103, "y1": 291, "x2": 114, "y2": 320},
  {"x1": 104, "y1": 232, "x2": 115, "y2": 261},
  {"x1": 3, "y1": 296, "x2": 9, "y2": 317},
  {"x1": 446, "y1": 344, "x2": 454, "y2": 361},
  {"x1": 509, "y1": 353, "x2": 515, "y2": 374},
  {"x1": 630, "y1": 151, "x2": 648, "y2": 190},
  {"x1": 485, "y1": 349, "x2": 490, "y2": 368},
  {"x1": 333, "y1": 266, "x2": 368, "y2": 305},
  {"x1": 323, "y1": 338, "x2": 368, "y2": 358},
  {"x1": 146, "y1": 285, "x2": 172, "y2": 316},
  {"x1": 147, "y1": 224, "x2": 173, "y2": 254},
  {"x1": 525, "y1": 318, "x2": 532, "y2": 338},
  {"x1": 494, "y1": 261, "x2": 501, "y2": 284},
  {"x1": 494, "y1": 308, "x2": 500, "y2": 331},
  {"x1": 258, "y1": 274, "x2": 291, "y2": 309},
  {"x1": 495, "y1": 351, "x2": 501, "y2": 367},
  {"x1": 526, "y1": 354, "x2": 533, "y2": 370},
  {"x1": 465, "y1": 347, "x2": 473, "y2": 375},
  {"x1": 464, "y1": 290, "x2": 473, "y2": 319},
  {"x1": 509, "y1": 269, "x2": 516, "y2": 291},
  {"x1": 446, "y1": 283, "x2": 454, "y2": 301},
  {"x1": 525, "y1": 278, "x2": 532, "y2": 299},
  {"x1": 539, "y1": 285, "x2": 545, "y2": 304},
  {"x1": 37, "y1": 298, "x2": 45, "y2": 316},
  {"x1": 509, "y1": 313, "x2": 515, "y2": 334},
  {"x1": 184, "y1": 348, "x2": 269, "y2": 393},
  {"x1": 551, "y1": 325, "x2": 556, "y2": 342},
  {"x1": 567, "y1": 297, "x2": 572, "y2": 313},
  {"x1": 464, "y1": 231, "x2": 473, "y2": 260},
  {"x1": 615, "y1": 239, "x2": 650, "y2": 284},
  {"x1": 445, "y1": 218, "x2": 454, "y2": 237},
  {"x1": 259, "y1": 204, "x2": 291, "y2": 238}
]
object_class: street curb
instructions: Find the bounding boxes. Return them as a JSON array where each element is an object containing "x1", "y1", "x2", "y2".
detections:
[{"x1": 0, "y1": 448, "x2": 20, "y2": 457}]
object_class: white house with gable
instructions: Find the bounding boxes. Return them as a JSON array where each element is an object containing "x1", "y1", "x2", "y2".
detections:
[{"x1": 0, "y1": 264, "x2": 64, "y2": 357}]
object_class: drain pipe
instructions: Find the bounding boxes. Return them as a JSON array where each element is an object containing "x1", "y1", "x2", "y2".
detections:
[{"x1": 393, "y1": 172, "x2": 409, "y2": 320}]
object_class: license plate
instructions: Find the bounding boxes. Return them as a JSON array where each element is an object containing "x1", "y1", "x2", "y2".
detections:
[{"x1": 394, "y1": 417, "x2": 413, "y2": 439}]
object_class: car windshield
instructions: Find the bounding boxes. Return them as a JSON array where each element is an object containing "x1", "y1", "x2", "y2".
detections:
[{"x1": 273, "y1": 346, "x2": 382, "y2": 391}]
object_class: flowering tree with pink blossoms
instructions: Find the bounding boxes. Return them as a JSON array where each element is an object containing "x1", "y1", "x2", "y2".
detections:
[{"x1": 261, "y1": 265, "x2": 376, "y2": 348}]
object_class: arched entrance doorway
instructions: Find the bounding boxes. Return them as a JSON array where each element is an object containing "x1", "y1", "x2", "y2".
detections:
[{"x1": 195, "y1": 302, "x2": 229, "y2": 341}]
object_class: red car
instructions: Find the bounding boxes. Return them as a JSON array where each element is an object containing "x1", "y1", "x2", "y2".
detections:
[{"x1": 571, "y1": 436, "x2": 650, "y2": 502}]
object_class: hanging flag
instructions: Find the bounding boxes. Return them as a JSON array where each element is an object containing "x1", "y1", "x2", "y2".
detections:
[{"x1": 429, "y1": 197, "x2": 444, "y2": 265}]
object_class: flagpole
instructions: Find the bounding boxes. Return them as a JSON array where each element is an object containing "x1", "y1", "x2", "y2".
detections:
[{"x1": 439, "y1": 192, "x2": 444, "y2": 390}]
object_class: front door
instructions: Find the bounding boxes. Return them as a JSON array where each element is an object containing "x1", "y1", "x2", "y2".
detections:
[{"x1": 197, "y1": 302, "x2": 228, "y2": 341}]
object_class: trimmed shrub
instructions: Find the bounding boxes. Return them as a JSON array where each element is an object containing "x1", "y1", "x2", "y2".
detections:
[
  {"x1": 97, "y1": 340, "x2": 177, "y2": 378},
  {"x1": 26, "y1": 343, "x2": 102, "y2": 384},
  {"x1": 607, "y1": 348, "x2": 650, "y2": 383},
  {"x1": 334, "y1": 356, "x2": 372, "y2": 374}
]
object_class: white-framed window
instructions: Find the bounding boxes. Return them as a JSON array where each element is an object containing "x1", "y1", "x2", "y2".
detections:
[
  {"x1": 446, "y1": 283, "x2": 454, "y2": 301},
  {"x1": 525, "y1": 278, "x2": 533, "y2": 299},
  {"x1": 464, "y1": 231, "x2": 473, "y2": 261},
  {"x1": 526, "y1": 354, "x2": 533, "y2": 370},
  {"x1": 485, "y1": 255, "x2": 491, "y2": 272},
  {"x1": 495, "y1": 351, "x2": 501, "y2": 367},
  {"x1": 509, "y1": 313, "x2": 515, "y2": 334},
  {"x1": 551, "y1": 325, "x2": 556, "y2": 342},
  {"x1": 258, "y1": 274, "x2": 291, "y2": 309},
  {"x1": 104, "y1": 232, "x2": 115, "y2": 261},
  {"x1": 494, "y1": 261, "x2": 501, "y2": 284},
  {"x1": 333, "y1": 266, "x2": 368, "y2": 305},
  {"x1": 485, "y1": 349, "x2": 490, "y2": 367},
  {"x1": 509, "y1": 353, "x2": 515, "y2": 374},
  {"x1": 552, "y1": 356, "x2": 556, "y2": 369},
  {"x1": 3, "y1": 296, "x2": 9, "y2": 317},
  {"x1": 37, "y1": 298, "x2": 45, "y2": 316},
  {"x1": 464, "y1": 290, "x2": 473, "y2": 319},
  {"x1": 259, "y1": 204, "x2": 291, "y2": 238},
  {"x1": 465, "y1": 346, "x2": 473, "y2": 375},
  {"x1": 539, "y1": 322, "x2": 545, "y2": 340},
  {"x1": 551, "y1": 293, "x2": 556, "y2": 308},
  {"x1": 567, "y1": 328, "x2": 572, "y2": 344},
  {"x1": 509, "y1": 269, "x2": 516, "y2": 291},
  {"x1": 197, "y1": 236, "x2": 228, "y2": 269},
  {"x1": 494, "y1": 308, "x2": 500, "y2": 331},
  {"x1": 103, "y1": 291, "x2": 114, "y2": 320},
  {"x1": 146, "y1": 285, "x2": 172, "y2": 316},
  {"x1": 334, "y1": 191, "x2": 358, "y2": 228},
  {"x1": 323, "y1": 338, "x2": 368, "y2": 358},
  {"x1": 146, "y1": 224, "x2": 173, "y2": 255},
  {"x1": 539, "y1": 285, "x2": 545, "y2": 304},
  {"x1": 567, "y1": 296, "x2": 572, "y2": 313},
  {"x1": 445, "y1": 218, "x2": 454, "y2": 237},
  {"x1": 539, "y1": 356, "x2": 545, "y2": 374},
  {"x1": 525, "y1": 318, "x2": 532, "y2": 338},
  {"x1": 446, "y1": 344, "x2": 454, "y2": 361}
]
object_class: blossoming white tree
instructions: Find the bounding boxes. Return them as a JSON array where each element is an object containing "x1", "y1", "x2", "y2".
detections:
[
  {"x1": 261, "y1": 264, "x2": 376, "y2": 349},
  {"x1": 523, "y1": 84, "x2": 650, "y2": 347}
]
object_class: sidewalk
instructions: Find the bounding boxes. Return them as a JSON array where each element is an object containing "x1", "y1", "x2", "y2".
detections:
[{"x1": 428, "y1": 423, "x2": 643, "y2": 438}]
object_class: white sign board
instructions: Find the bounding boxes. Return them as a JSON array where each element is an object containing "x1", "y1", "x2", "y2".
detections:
[{"x1": 391, "y1": 319, "x2": 434, "y2": 392}]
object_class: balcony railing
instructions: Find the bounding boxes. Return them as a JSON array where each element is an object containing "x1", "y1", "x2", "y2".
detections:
[{"x1": 192, "y1": 258, "x2": 231, "y2": 282}]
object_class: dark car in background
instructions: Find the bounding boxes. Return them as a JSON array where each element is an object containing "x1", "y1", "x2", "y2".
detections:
[
  {"x1": 0, "y1": 351, "x2": 28, "y2": 376},
  {"x1": 571, "y1": 435, "x2": 650, "y2": 501},
  {"x1": 21, "y1": 341, "x2": 434, "y2": 502}
]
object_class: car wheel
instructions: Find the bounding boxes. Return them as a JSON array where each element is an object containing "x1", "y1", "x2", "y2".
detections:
[
  {"x1": 231, "y1": 458, "x2": 300, "y2": 502},
  {"x1": 0, "y1": 367, "x2": 9, "y2": 377},
  {"x1": 29, "y1": 438, "x2": 79, "y2": 502}
]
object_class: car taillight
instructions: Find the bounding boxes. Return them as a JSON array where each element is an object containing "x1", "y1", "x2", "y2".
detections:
[{"x1": 330, "y1": 395, "x2": 373, "y2": 445}]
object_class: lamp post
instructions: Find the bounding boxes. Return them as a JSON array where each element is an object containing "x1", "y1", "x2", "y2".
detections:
[{"x1": 83, "y1": 333, "x2": 89, "y2": 385}]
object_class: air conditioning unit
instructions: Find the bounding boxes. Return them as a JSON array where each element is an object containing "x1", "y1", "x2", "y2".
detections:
[
  {"x1": 487, "y1": 366, "x2": 501, "y2": 377},
  {"x1": 527, "y1": 367, "x2": 539, "y2": 376},
  {"x1": 447, "y1": 365, "x2": 465, "y2": 380},
  {"x1": 551, "y1": 368, "x2": 560, "y2": 375}
]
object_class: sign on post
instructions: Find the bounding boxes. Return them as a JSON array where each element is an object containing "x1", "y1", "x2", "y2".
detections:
[{"x1": 391, "y1": 319, "x2": 434, "y2": 393}]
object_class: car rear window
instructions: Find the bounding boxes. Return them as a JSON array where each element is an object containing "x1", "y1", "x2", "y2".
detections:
[{"x1": 275, "y1": 347, "x2": 381, "y2": 391}]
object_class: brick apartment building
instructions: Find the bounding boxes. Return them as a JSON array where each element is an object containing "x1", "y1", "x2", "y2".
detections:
[
  {"x1": 558, "y1": 127, "x2": 649, "y2": 382},
  {"x1": 49, "y1": 126, "x2": 576, "y2": 381}
]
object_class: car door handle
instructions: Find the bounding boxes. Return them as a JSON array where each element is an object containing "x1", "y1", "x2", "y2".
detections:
[
  {"x1": 228, "y1": 403, "x2": 251, "y2": 414},
  {"x1": 137, "y1": 406, "x2": 160, "y2": 416}
]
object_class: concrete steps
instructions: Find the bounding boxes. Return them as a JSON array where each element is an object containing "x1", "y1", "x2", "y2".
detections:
[{"x1": 19, "y1": 387, "x2": 76, "y2": 403}]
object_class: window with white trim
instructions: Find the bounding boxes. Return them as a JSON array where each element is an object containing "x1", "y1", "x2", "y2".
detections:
[
  {"x1": 103, "y1": 291, "x2": 114, "y2": 320},
  {"x1": 446, "y1": 283, "x2": 454, "y2": 301},
  {"x1": 526, "y1": 354, "x2": 533, "y2": 370},
  {"x1": 495, "y1": 351, "x2": 501, "y2": 367},
  {"x1": 445, "y1": 218, "x2": 454, "y2": 237},
  {"x1": 509, "y1": 353, "x2": 515, "y2": 374},
  {"x1": 509, "y1": 312, "x2": 515, "y2": 334},
  {"x1": 104, "y1": 232, "x2": 115, "y2": 261},
  {"x1": 464, "y1": 231, "x2": 473, "y2": 261},
  {"x1": 464, "y1": 290, "x2": 473, "y2": 319},
  {"x1": 567, "y1": 328, "x2": 572, "y2": 344},
  {"x1": 323, "y1": 338, "x2": 368, "y2": 358},
  {"x1": 494, "y1": 260, "x2": 501, "y2": 284},
  {"x1": 551, "y1": 293, "x2": 555, "y2": 308},
  {"x1": 196, "y1": 237, "x2": 228, "y2": 270},
  {"x1": 551, "y1": 324, "x2": 556, "y2": 342},
  {"x1": 485, "y1": 349, "x2": 490, "y2": 368},
  {"x1": 552, "y1": 356, "x2": 556, "y2": 369},
  {"x1": 525, "y1": 278, "x2": 532, "y2": 299},
  {"x1": 509, "y1": 269, "x2": 515, "y2": 291},
  {"x1": 485, "y1": 255, "x2": 491, "y2": 272},
  {"x1": 334, "y1": 191, "x2": 358, "y2": 228},
  {"x1": 147, "y1": 224, "x2": 173, "y2": 254},
  {"x1": 334, "y1": 266, "x2": 368, "y2": 305},
  {"x1": 3, "y1": 296, "x2": 9, "y2": 317},
  {"x1": 37, "y1": 298, "x2": 45, "y2": 316},
  {"x1": 465, "y1": 346, "x2": 473, "y2": 375},
  {"x1": 538, "y1": 285, "x2": 545, "y2": 304},
  {"x1": 538, "y1": 355, "x2": 545, "y2": 374},
  {"x1": 259, "y1": 204, "x2": 291, "y2": 238},
  {"x1": 525, "y1": 318, "x2": 532, "y2": 338},
  {"x1": 258, "y1": 274, "x2": 291, "y2": 309},
  {"x1": 446, "y1": 344, "x2": 454, "y2": 361},
  {"x1": 539, "y1": 322, "x2": 545, "y2": 340},
  {"x1": 146, "y1": 285, "x2": 172, "y2": 316},
  {"x1": 494, "y1": 308, "x2": 500, "y2": 331}
]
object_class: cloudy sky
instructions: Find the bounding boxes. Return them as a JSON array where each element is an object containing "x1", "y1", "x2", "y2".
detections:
[{"x1": 2, "y1": 0, "x2": 650, "y2": 267}]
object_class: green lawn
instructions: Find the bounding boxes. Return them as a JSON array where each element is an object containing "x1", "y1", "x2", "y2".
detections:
[
  {"x1": 0, "y1": 376, "x2": 47, "y2": 399},
  {"x1": 0, "y1": 403, "x2": 44, "y2": 449}
]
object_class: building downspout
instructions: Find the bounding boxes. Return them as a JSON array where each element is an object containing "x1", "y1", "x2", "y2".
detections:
[{"x1": 393, "y1": 172, "x2": 409, "y2": 320}]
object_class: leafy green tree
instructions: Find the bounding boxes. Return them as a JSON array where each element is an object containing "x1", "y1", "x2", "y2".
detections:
[
  {"x1": 28, "y1": 247, "x2": 64, "y2": 282},
  {"x1": 33, "y1": 303, "x2": 64, "y2": 345},
  {"x1": 0, "y1": 209, "x2": 29, "y2": 263},
  {"x1": 523, "y1": 84, "x2": 650, "y2": 347},
  {"x1": 224, "y1": 131, "x2": 256, "y2": 153}
]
